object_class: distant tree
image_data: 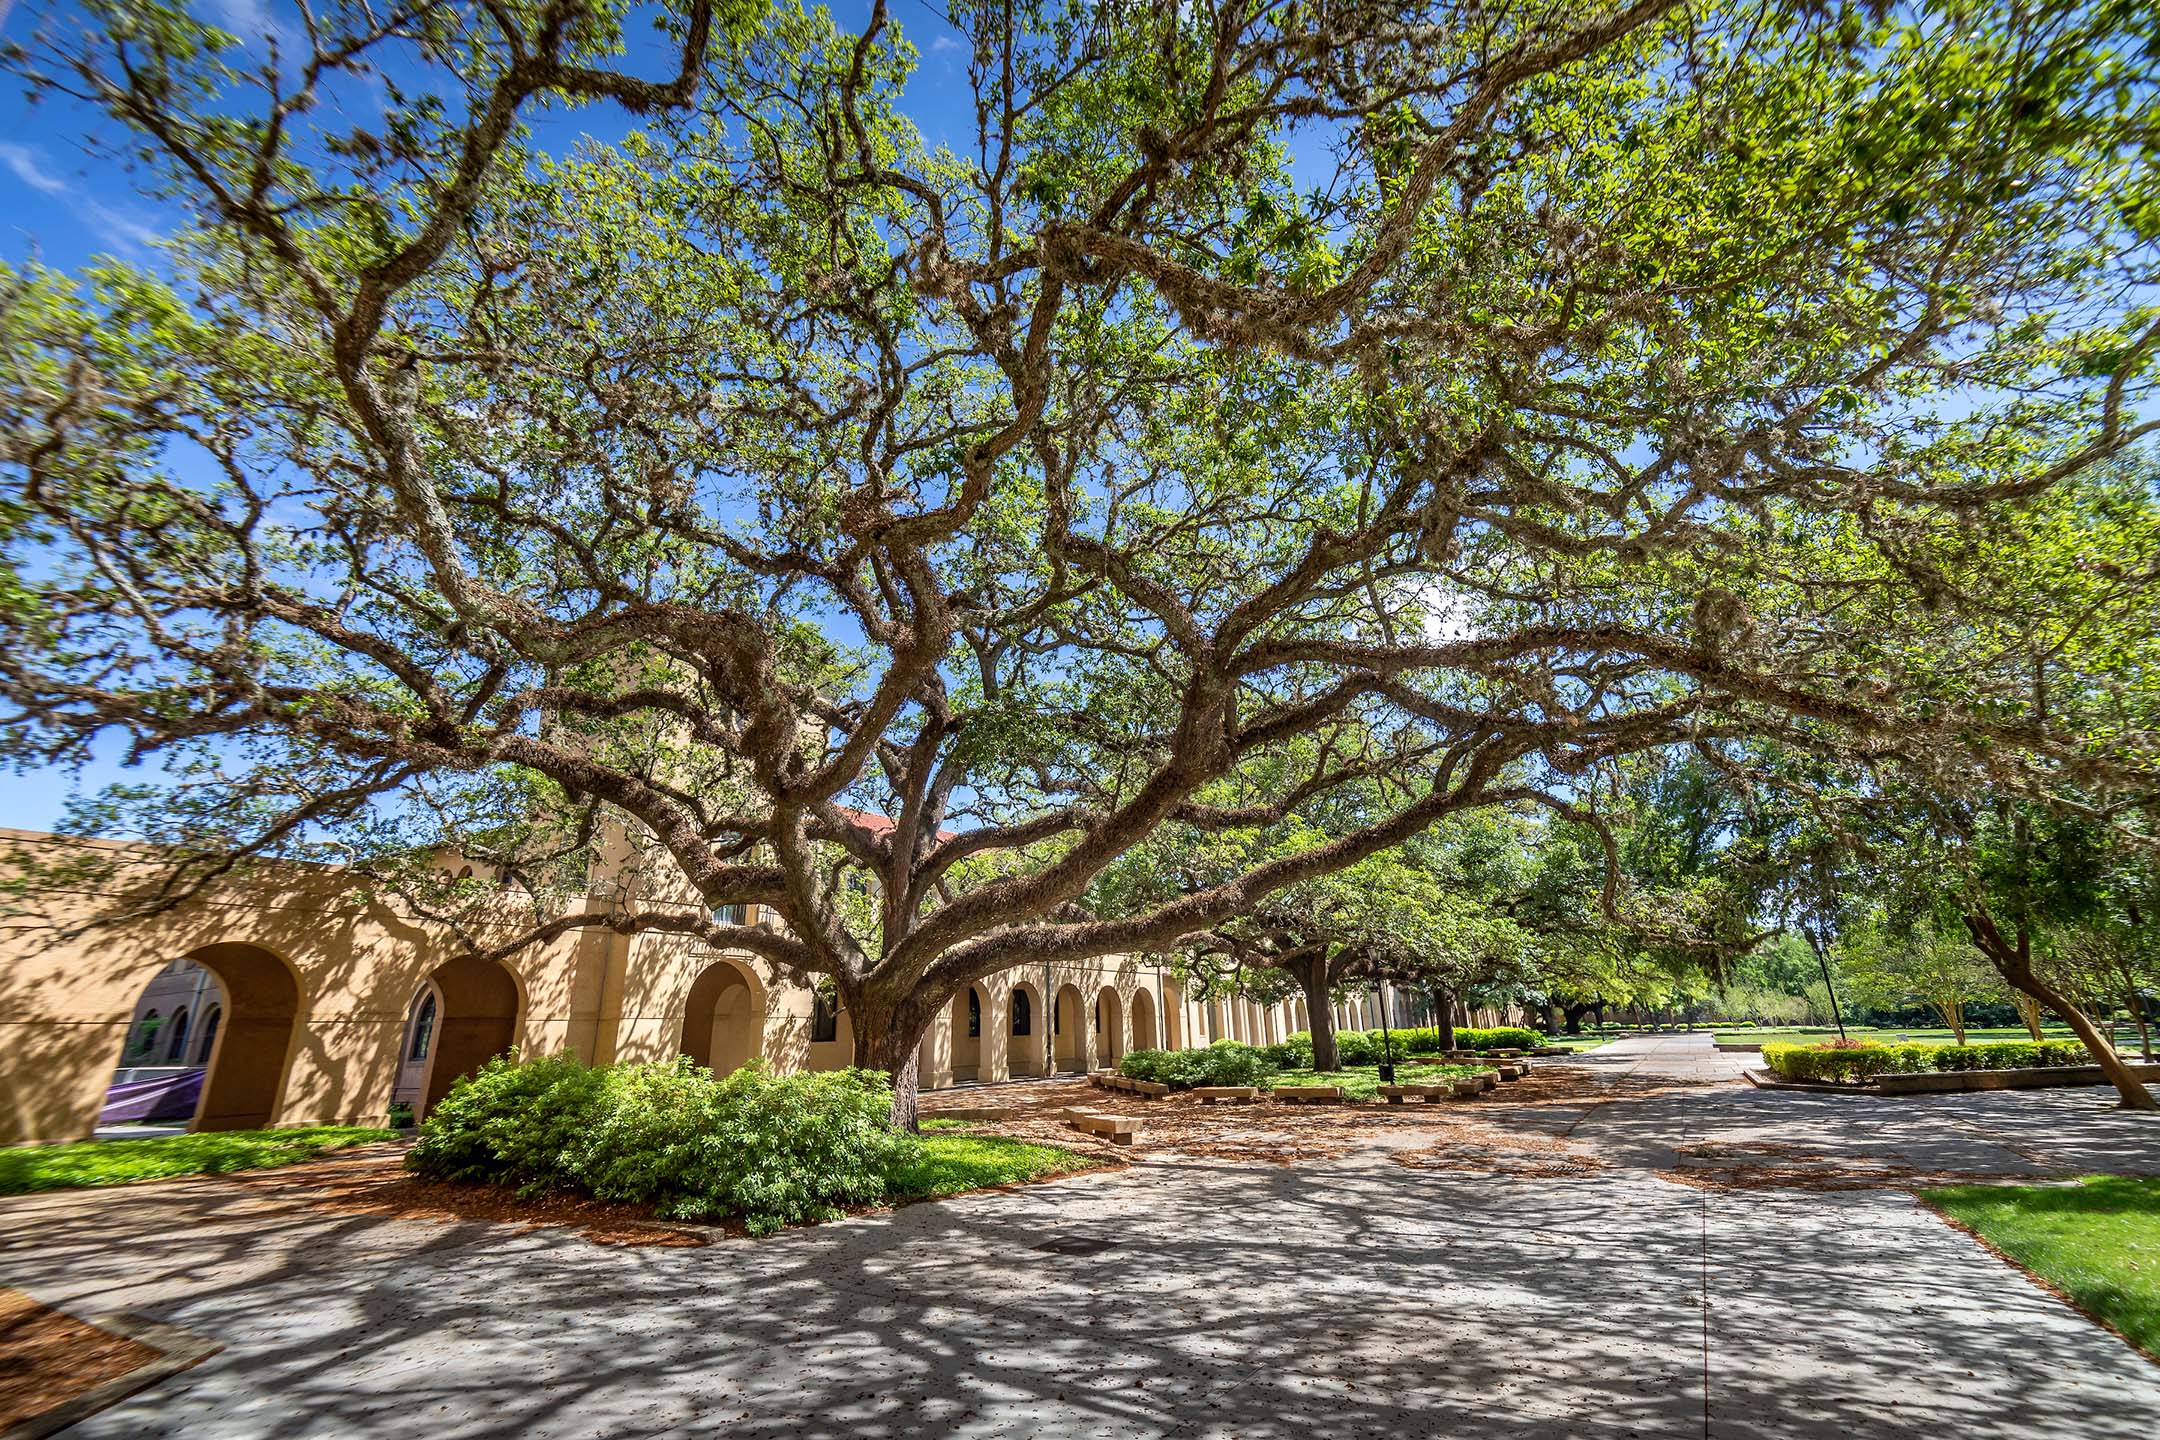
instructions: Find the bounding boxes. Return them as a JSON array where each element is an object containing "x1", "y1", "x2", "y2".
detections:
[{"x1": 1835, "y1": 920, "x2": 2000, "y2": 1044}]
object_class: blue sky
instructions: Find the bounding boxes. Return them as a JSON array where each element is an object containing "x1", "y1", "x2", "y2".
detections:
[{"x1": 0, "y1": 0, "x2": 992, "y2": 832}]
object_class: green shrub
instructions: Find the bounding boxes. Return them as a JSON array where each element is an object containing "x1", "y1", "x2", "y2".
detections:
[
  {"x1": 1458, "y1": 1026, "x2": 1545, "y2": 1052},
  {"x1": 1332, "y1": 1029, "x2": 1387, "y2": 1064},
  {"x1": 1764, "y1": 1038, "x2": 2095, "y2": 1084},
  {"x1": 1263, "y1": 1033, "x2": 1315, "y2": 1069},
  {"x1": 1117, "y1": 1042, "x2": 1277, "y2": 1089},
  {"x1": 409, "y1": 1055, "x2": 918, "y2": 1234},
  {"x1": 406, "y1": 1050, "x2": 607, "y2": 1191},
  {"x1": 1116, "y1": 1048, "x2": 1185, "y2": 1085},
  {"x1": 1306, "y1": 1024, "x2": 1546, "y2": 1065}
]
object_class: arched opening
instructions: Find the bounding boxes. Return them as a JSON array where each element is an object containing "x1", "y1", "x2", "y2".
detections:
[
  {"x1": 678, "y1": 957, "x2": 765, "y2": 1075},
  {"x1": 1053, "y1": 983, "x2": 1087, "y2": 1073},
  {"x1": 951, "y1": 985, "x2": 985, "y2": 1082},
  {"x1": 1007, "y1": 983, "x2": 1043, "y2": 1077},
  {"x1": 1095, "y1": 987, "x2": 1125, "y2": 1066},
  {"x1": 1130, "y1": 988, "x2": 1159, "y2": 1051},
  {"x1": 390, "y1": 984, "x2": 442, "y2": 1122},
  {"x1": 419, "y1": 953, "x2": 522, "y2": 1118},
  {"x1": 97, "y1": 946, "x2": 298, "y2": 1134}
]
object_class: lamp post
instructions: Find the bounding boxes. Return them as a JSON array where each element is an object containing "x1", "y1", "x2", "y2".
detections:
[
  {"x1": 1804, "y1": 921, "x2": 1848, "y2": 1042},
  {"x1": 1376, "y1": 982, "x2": 1397, "y2": 1083}
]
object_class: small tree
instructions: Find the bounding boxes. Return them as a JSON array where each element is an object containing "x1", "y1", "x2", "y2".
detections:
[{"x1": 1835, "y1": 921, "x2": 2000, "y2": 1044}]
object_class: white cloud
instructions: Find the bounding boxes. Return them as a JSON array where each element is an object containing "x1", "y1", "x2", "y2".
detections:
[
  {"x1": 0, "y1": 140, "x2": 164, "y2": 252},
  {"x1": 0, "y1": 140, "x2": 68, "y2": 195}
]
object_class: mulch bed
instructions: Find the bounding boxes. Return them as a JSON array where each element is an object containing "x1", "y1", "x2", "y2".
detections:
[
  {"x1": 266, "y1": 1154, "x2": 717, "y2": 1246},
  {"x1": 924, "y1": 1064, "x2": 1654, "y2": 1168},
  {"x1": 0, "y1": 1288, "x2": 159, "y2": 1430},
  {"x1": 1662, "y1": 1139, "x2": 2053, "y2": 1194},
  {"x1": 1393, "y1": 1129, "x2": 1608, "y2": 1179}
]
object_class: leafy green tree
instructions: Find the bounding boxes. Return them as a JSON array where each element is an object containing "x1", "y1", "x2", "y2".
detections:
[
  {"x1": 1835, "y1": 920, "x2": 2001, "y2": 1043},
  {"x1": 3, "y1": 0, "x2": 2157, "y2": 1126}
]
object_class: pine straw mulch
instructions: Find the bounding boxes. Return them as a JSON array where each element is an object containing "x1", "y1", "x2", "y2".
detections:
[
  {"x1": 1661, "y1": 1140, "x2": 2058, "y2": 1195},
  {"x1": 225, "y1": 1150, "x2": 718, "y2": 1247},
  {"x1": 230, "y1": 1132, "x2": 1134, "y2": 1247},
  {"x1": 0, "y1": 1287, "x2": 159, "y2": 1430},
  {"x1": 1392, "y1": 1126, "x2": 1609, "y2": 1179},
  {"x1": 923, "y1": 1064, "x2": 1648, "y2": 1168}
]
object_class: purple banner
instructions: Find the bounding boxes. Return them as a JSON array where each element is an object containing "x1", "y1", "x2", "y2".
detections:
[{"x1": 98, "y1": 1070, "x2": 204, "y2": 1124}]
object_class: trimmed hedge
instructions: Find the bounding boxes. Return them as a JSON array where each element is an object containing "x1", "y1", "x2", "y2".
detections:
[
  {"x1": 1278, "y1": 1025, "x2": 1546, "y2": 1065},
  {"x1": 408, "y1": 1054, "x2": 918, "y2": 1233},
  {"x1": 1117, "y1": 1024, "x2": 1550, "y2": 1086},
  {"x1": 1118, "y1": 1041, "x2": 1277, "y2": 1089},
  {"x1": 1763, "y1": 1039, "x2": 2090, "y2": 1085}
]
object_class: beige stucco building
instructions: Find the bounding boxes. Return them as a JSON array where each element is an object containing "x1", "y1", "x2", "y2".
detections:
[{"x1": 0, "y1": 827, "x2": 1346, "y2": 1146}]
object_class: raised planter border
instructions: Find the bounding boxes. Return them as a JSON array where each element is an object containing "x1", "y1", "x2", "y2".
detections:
[
  {"x1": 1744, "y1": 1061, "x2": 2160, "y2": 1096},
  {"x1": 8, "y1": 1310, "x2": 222, "y2": 1439}
]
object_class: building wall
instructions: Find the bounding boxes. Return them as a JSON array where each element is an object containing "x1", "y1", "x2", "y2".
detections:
[{"x1": 0, "y1": 829, "x2": 1273, "y2": 1145}]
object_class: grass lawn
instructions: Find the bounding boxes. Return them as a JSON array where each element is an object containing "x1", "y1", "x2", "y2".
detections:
[
  {"x1": 0, "y1": 1126, "x2": 397, "y2": 1195},
  {"x1": 885, "y1": 1133, "x2": 1100, "y2": 1199},
  {"x1": 1264, "y1": 1063, "x2": 1480, "y2": 1101},
  {"x1": 1543, "y1": 1035, "x2": 1623, "y2": 1052},
  {"x1": 1922, "y1": 1176, "x2": 2160, "y2": 1359}
]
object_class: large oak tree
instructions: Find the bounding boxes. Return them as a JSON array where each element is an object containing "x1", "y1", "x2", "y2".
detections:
[{"x1": 3, "y1": 0, "x2": 2156, "y2": 1122}]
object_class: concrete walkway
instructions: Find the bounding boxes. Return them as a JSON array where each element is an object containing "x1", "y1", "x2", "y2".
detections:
[{"x1": 5, "y1": 1035, "x2": 2158, "y2": 1438}]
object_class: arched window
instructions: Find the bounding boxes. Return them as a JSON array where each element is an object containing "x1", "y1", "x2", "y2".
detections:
[
  {"x1": 408, "y1": 994, "x2": 437, "y2": 1061},
  {"x1": 1010, "y1": 990, "x2": 1032, "y2": 1037},
  {"x1": 128, "y1": 1009, "x2": 161, "y2": 1062},
  {"x1": 195, "y1": 1006, "x2": 222, "y2": 1064},
  {"x1": 1093, "y1": 997, "x2": 1103, "y2": 1033},
  {"x1": 811, "y1": 991, "x2": 840, "y2": 1044},
  {"x1": 165, "y1": 1008, "x2": 191, "y2": 1063},
  {"x1": 967, "y1": 989, "x2": 981, "y2": 1038}
]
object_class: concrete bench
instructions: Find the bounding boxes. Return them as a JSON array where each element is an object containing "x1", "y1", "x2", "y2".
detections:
[
  {"x1": 1496, "y1": 1065, "x2": 1525, "y2": 1082},
  {"x1": 1192, "y1": 1086, "x2": 1262, "y2": 1104},
  {"x1": 1451, "y1": 1077, "x2": 1484, "y2": 1099},
  {"x1": 1272, "y1": 1085, "x2": 1344, "y2": 1104},
  {"x1": 1129, "y1": 1079, "x2": 1170, "y2": 1098},
  {"x1": 1475, "y1": 1073, "x2": 1498, "y2": 1092},
  {"x1": 1063, "y1": 1110, "x2": 1139, "y2": 1146},
  {"x1": 1377, "y1": 1084, "x2": 1450, "y2": 1104}
]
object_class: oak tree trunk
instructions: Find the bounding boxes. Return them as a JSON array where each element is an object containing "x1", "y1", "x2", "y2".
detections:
[
  {"x1": 848, "y1": 990, "x2": 936, "y2": 1133},
  {"x1": 1436, "y1": 987, "x2": 1457, "y2": 1051},
  {"x1": 1298, "y1": 956, "x2": 1339, "y2": 1072}
]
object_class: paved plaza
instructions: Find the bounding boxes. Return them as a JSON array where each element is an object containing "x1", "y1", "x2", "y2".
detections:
[{"x1": 5, "y1": 1036, "x2": 2158, "y2": 1438}]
